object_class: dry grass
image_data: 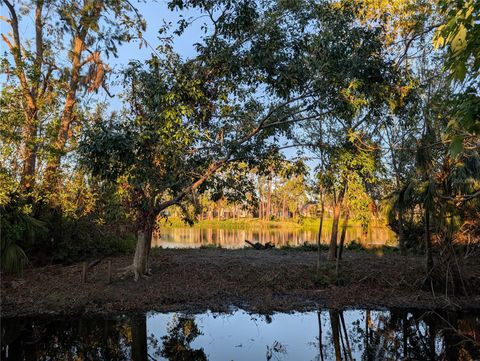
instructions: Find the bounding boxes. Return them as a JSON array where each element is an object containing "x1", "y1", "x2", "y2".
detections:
[{"x1": 1, "y1": 248, "x2": 479, "y2": 317}]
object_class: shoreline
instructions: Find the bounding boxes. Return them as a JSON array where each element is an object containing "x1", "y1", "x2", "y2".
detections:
[{"x1": 2, "y1": 249, "x2": 479, "y2": 318}]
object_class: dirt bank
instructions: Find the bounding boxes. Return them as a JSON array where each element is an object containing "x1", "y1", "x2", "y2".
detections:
[{"x1": 2, "y1": 249, "x2": 480, "y2": 317}]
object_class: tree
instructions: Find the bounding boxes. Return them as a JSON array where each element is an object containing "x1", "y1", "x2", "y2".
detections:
[
  {"x1": 79, "y1": 36, "x2": 303, "y2": 279},
  {"x1": 0, "y1": 0, "x2": 146, "y2": 194}
]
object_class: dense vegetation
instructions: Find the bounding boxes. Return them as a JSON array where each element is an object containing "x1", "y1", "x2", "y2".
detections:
[{"x1": 1, "y1": 0, "x2": 479, "y2": 292}]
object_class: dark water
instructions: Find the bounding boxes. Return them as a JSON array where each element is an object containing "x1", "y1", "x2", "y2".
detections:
[
  {"x1": 2, "y1": 309, "x2": 479, "y2": 360},
  {"x1": 154, "y1": 226, "x2": 396, "y2": 249}
]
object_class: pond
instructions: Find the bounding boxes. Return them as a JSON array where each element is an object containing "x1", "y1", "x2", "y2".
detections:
[
  {"x1": 2, "y1": 308, "x2": 479, "y2": 360},
  {"x1": 154, "y1": 226, "x2": 396, "y2": 249}
]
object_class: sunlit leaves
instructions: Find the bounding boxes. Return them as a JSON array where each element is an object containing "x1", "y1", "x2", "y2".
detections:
[{"x1": 435, "y1": 0, "x2": 480, "y2": 81}]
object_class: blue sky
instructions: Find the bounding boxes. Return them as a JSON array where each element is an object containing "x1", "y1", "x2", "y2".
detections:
[{"x1": 100, "y1": 1, "x2": 207, "y2": 110}]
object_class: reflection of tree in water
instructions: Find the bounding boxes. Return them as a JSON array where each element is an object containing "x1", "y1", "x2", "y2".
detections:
[
  {"x1": 1, "y1": 317, "x2": 132, "y2": 360},
  {"x1": 152, "y1": 314, "x2": 208, "y2": 361},
  {"x1": 266, "y1": 340, "x2": 287, "y2": 360},
  {"x1": 315, "y1": 309, "x2": 480, "y2": 361},
  {"x1": 2, "y1": 310, "x2": 478, "y2": 361}
]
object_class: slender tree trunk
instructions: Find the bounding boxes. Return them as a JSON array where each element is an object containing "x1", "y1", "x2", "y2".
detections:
[
  {"x1": 316, "y1": 198, "x2": 325, "y2": 275},
  {"x1": 266, "y1": 177, "x2": 272, "y2": 220},
  {"x1": 335, "y1": 208, "x2": 349, "y2": 279},
  {"x1": 328, "y1": 187, "x2": 345, "y2": 261},
  {"x1": 424, "y1": 207, "x2": 433, "y2": 273},
  {"x1": 2, "y1": 0, "x2": 42, "y2": 191},
  {"x1": 337, "y1": 209, "x2": 349, "y2": 261},
  {"x1": 20, "y1": 110, "x2": 38, "y2": 191},
  {"x1": 44, "y1": 34, "x2": 85, "y2": 191},
  {"x1": 258, "y1": 182, "x2": 263, "y2": 219},
  {"x1": 398, "y1": 209, "x2": 406, "y2": 255}
]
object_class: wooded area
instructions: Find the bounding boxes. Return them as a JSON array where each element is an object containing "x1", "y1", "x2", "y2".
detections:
[{"x1": 1, "y1": 0, "x2": 479, "y2": 295}]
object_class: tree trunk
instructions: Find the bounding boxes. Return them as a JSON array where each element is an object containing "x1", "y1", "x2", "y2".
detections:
[
  {"x1": 424, "y1": 207, "x2": 433, "y2": 273},
  {"x1": 132, "y1": 216, "x2": 154, "y2": 281},
  {"x1": 337, "y1": 209, "x2": 349, "y2": 261},
  {"x1": 44, "y1": 35, "x2": 84, "y2": 192},
  {"x1": 20, "y1": 111, "x2": 38, "y2": 191},
  {"x1": 316, "y1": 198, "x2": 325, "y2": 275},
  {"x1": 398, "y1": 209, "x2": 406, "y2": 255},
  {"x1": 328, "y1": 189, "x2": 345, "y2": 261},
  {"x1": 258, "y1": 178, "x2": 263, "y2": 219},
  {"x1": 2, "y1": 0, "x2": 41, "y2": 192},
  {"x1": 266, "y1": 177, "x2": 272, "y2": 220}
]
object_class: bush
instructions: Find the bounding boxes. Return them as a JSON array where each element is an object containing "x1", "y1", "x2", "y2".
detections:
[
  {"x1": 280, "y1": 242, "x2": 329, "y2": 252},
  {"x1": 346, "y1": 241, "x2": 366, "y2": 251},
  {"x1": 48, "y1": 217, "x2": 136, "y2": 263},
  {"x1": 1, "y1": 197, "x2": 48, "y2": 274}
]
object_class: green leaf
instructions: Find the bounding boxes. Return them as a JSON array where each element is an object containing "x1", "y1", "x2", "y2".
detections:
[{"x1": 449, "y1": 135, "x2": 464, "y2": 157}]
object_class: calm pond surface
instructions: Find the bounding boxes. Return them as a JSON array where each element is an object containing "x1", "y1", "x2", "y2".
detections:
[
  {"x1": 154, "y1": 226, "x2": 396, "y2": 249},
  {"x1": 2, "y1": 308, "x2": 479, "y2": 360}
]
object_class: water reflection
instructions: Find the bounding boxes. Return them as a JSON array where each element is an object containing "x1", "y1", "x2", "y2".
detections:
[
  {"x1": 154, "y1": 226, "x2": 396, "y2": 249},
  {"x1": 2, "y1": 309, "x2": 479, "y2": 360}
]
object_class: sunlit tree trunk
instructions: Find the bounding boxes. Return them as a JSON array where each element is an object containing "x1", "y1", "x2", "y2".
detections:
[
  {"x1": 335, "y1": 208, "x2": 349, "y2": 279},
  {"x1": 328, "y1": 186, "x2": 346, "y2": 261},
  {"x1": 44, "y1": 31, "x2": 88, "y2": 192},
  {"x1": 132, "y1": 214, "x2": 155, "y2": 281},
  {"x1": 258, "y1": 179, "x2": 263, "y2": 219},
  {"x1": 266, "y1": 177, "x2": 272, "y2": 220},
  {"x1": 337, "y1": 209, "x2": 349, "y2": 261},
  {"x1": 316, "y1": 195, "x2": 325, "y2": 275},
  {"x1": 20, "y1": 111, "x2": 38, "y2": 191},
  {"x1": 2, "y1": 0, "x2": 43, "y2": 192}
]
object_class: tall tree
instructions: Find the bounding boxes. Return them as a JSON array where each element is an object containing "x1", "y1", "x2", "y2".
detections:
[{"x1": 1, "y1": 0, "x2": 146, "y2": 194}]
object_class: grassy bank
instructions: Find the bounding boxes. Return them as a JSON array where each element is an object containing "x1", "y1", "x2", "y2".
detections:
[{"x1": 158, "y1": 217, "x2": 386, "y2": 231}]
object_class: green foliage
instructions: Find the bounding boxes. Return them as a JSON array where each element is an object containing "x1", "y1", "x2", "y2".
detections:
[
  {"x1": 435, "y1": 0, "x2": 480, "y2": 81},
  {"x1": 199, "y1": 244, "x2": 223, "y2": 249},
  {"x1": 1, "y1": 242, "x2": 28, "y2": 275},
  {"x1": 49, "y1": 218, "x2": 136, "y2": 263}
]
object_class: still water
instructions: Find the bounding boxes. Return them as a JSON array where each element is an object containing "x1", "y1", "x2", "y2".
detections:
[
  {"x1": 154, "y1": 226, "x2": 396, "y2": 249},
  {"x1": 2, "y1": 308, "x2": 478, "y2": 360}
]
